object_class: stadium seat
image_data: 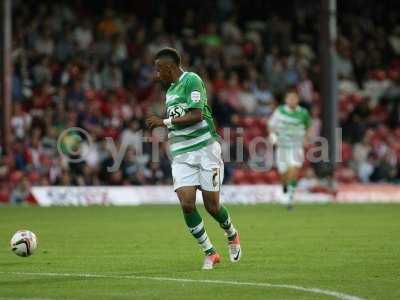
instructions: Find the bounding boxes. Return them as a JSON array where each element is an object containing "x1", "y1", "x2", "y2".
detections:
[
  {"x1": 243, "y1": 116, "x2": 257, "y2": 128},
  {"x1": 256, "y1": 118, "x2": 268, "y2": 134},
  {"x1": 85, "y1": 89, "x2": 96, "y2": 100},
  {"x1": 350, "y1": 93, "x2": 364, "y2": 104},
  {"x1": 339, "y1": 96, "x2": 354, "y2": 113},
  {"x1": 310, "y1": 186, "x2": 336, "y2": 195},
  {"x1": 341, "y1": 142, "x2": 353, "y2": 163},
  {"x1": 232, "y1": 169, "x2": 247, "y2": 185},
  {"x1": 28, "y1": 172, "x2": 41, "y2": 184},
  {"x1": 250, "y1": 171, "x2": 265, "y2": 184},
  {"x1": 369, "y1": 69, "x2": 387, "y2": 81},
  {"x1": 0, "y1": 187, "x2": 10, "y2": 203},
  {"x1": 387, "y1": 69, "x2": 399, "y2": 81},
  {"x1": 10, "y1": 171, "x2": 24, "y2": 185},
  {"x1": 248, "y1": 171, "x2": 261, "y2": 184},
  {"x1": 263, "y1": 169, "x2": 280, "y2": 183},
  {"x1": 394, "y1": 128, "x2": 400, "y2": 138},
  {"x1": 334, "y1": 166, "x2": 358, "y2": 183}
]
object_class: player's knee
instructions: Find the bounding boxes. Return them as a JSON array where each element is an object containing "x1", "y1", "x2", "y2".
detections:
[
  {"x1": 181, "y1": 201, "x2": 195, "y2": 214},
  {"x1": 205, "y1": 202, "x2": 220, "y2": 215}
]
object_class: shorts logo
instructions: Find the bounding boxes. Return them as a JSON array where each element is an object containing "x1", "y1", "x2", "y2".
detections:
[
  {"x1": 191, "y1": 91, "x2": 201, "y2": 103},
  {"x1": 212, "y1": 168, "x2": 219, "y2": 188}
]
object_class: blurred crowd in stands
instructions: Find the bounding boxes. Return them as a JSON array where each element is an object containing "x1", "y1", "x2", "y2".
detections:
[{"x1": 2, "y1": 0, "x2": 400, "y2": 202}]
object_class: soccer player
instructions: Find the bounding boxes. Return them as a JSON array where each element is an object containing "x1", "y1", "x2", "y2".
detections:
[
  {"x1": 146, "y1": 47, "x2": 241, "y2": 269},
  {"x1": 268, "y1": 88, "x2": 311, "y2": 210}
]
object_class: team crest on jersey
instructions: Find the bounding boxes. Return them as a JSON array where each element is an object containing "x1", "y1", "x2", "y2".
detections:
[{"x1": 191, "y1": 91, "x2": 201, "y2": 102}]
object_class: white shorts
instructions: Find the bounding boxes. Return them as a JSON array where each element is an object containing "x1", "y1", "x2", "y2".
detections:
[
  {"x1": 171, "y1": 141, "x2": 224, "y2": 192},
  {"x1": 276, "y1": 147, "x2": 304, "y2": 173}
]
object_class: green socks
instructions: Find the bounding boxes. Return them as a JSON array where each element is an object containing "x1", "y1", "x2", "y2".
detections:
[
  {"x1": 183, "y1": 206, "x2": 238, "y2": 254},
  {"x1": 211, "y1": 205, "x2": 237, "y2": 241},
  {"x1": 288, "y1": 179, "x2": 297, "y2": 204},
  {"x1": 184, "y1": 209, "x2": 215, "y2": 255}
]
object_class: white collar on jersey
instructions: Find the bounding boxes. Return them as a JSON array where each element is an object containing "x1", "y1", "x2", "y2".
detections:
[
  {"x1": 284, "y1": 104, "x2": 300, "y2": 112},
  {"x1": 178, "y1": 70, "x2": 187, "y2": 81},
  {"x1": 171, "y1": 70, "x2": 187, "y2": 86}
]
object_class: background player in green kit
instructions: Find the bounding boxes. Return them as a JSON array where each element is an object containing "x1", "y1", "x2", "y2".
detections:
[
  {"x1": 269, "y1": 89, "x2": 312, "y2": 210},
  {"x1": 146, "y1": 47, "x2": 241, "y2": 269}
]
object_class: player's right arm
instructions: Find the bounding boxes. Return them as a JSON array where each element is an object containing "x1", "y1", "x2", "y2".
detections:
[
  {"x1": 268, "y1": 109, "x2": 279, "y2": 145},
  {"x1": 169, "y1": 74, "x2": 206, "y2": 126},
  {"x1": 303, "y1": 109, "x2": 312, "y2": 147},
  {"x1": 147, "y1": 73, "x2": 206, "y2": 129},
  {"x1": 146, "y1": 108, "x2": 203, "y2": 129},
  {"x1": 170, "y1": 108, "x2": 203, "y2": 125}
]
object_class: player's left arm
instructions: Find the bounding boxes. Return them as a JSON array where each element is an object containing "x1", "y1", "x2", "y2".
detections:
[{"x1": 303, "y1": 110, "x2": 312, "y2": 146}]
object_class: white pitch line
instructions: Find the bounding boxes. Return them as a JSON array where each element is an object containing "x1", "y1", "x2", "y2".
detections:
[{"x1": 0, "y1": 271, "x2": 364, "y2": 300}]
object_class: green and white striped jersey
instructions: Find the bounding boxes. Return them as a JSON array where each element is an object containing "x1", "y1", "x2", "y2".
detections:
[
  {"x1": 269, "y1": 105, "x2": 311, "y2": 148},
  {"x1": 165, "y1": 71, "x2": 219, "y2": 157}
]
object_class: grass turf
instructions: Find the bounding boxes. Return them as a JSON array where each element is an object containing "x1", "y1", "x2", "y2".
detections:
[{"x1": 0, "y1": 204, "x2": 399, "y2": 300}]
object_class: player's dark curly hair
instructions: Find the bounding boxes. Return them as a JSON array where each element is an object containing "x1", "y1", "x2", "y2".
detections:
[{"x1": 155, "y1": 47, "x2": 181, "y2": 66}]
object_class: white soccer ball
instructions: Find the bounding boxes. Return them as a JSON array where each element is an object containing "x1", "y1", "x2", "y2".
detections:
[{"x1": 10, "y1": 230, "x2": 38, "y2": 257}]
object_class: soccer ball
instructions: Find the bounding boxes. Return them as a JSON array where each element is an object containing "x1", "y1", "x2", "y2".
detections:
[{"x1": 10, "y1": 230, "x2": 38, "y2": 257}]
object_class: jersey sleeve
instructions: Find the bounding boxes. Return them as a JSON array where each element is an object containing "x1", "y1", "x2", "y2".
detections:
[
  {"x1": 303, "y1": 110, "x2": 311, "y2": 129},
  {"x1": 268, "y1": 109, "x2": 279, "y2": 131},
  {"x1": 185, "y1": 75, "x2": 206, "y2": 109}
]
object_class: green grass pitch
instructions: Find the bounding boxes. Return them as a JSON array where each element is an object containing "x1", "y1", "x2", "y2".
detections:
[{"x1": 0, "y1": 204, "x2": 399, "y2": 300}]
